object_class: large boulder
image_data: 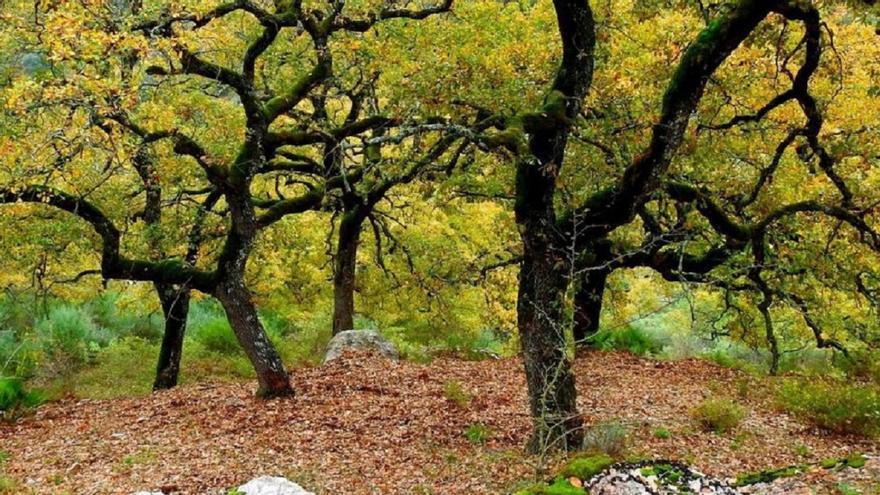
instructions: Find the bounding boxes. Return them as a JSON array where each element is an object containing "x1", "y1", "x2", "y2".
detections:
[
  {"x1": 236, "y1": 476, "x2": 314, "y2": 495},
  {"x1": 586, "y1": 461, "x2": 738, "y2": 495},
  {"x1": 322, "y1": 329, "x2": 399, "y2": 364}
]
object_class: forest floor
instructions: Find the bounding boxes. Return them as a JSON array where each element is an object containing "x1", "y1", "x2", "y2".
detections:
[{"x1": 1, "y1": 350, "x2": 877, "y2": 494}]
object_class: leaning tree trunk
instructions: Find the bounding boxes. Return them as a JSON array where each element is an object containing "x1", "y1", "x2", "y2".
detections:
[
  {"x1": 215, "y1": 192, "x2": 293, "y2": 398},
  {"x1": 153, "y1": 282, "x2": 191, "y2": 390},
  {"x1": 215, "y1": 278, "x2": 292, "y2": 397},
  {"x1": 572, "y1": 268, "x2": 608, "y2": 346},
  {"x1": 332, "y1": 210, "x2": 364, "y2": 335}
]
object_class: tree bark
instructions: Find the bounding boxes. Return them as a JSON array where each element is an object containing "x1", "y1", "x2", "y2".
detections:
[
  {"x1": 215, "y1": 278, "x2": 292, "y2": 397},
  {"x1": 332, "y1": 210, "x2": 364, "y2": 335},
  {"x1": 153, "y1": 282, "x2": 190, "y2": 390},
  {"x1": 215, "y1": 191, "x2": 293, "y2": 398},
  {"x1": 572, "y1": 268, "x2": 608, "y2": 346},
  {"x1": 512, "y1": 0, "x2": 596, "y2": 453},
  {"x1": 518, "y1": 246, "x2": 583, "y2": 452}
]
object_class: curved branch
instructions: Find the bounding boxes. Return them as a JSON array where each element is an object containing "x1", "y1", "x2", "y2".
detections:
[
  {"x1": 332, "y1": 0, "x2": 453, "y2": 33},
  {"x1": 0, "y1": 186, "x2": 216, "y2": 291}
]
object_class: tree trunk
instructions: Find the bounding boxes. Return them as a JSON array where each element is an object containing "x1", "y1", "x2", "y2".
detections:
[
  {"x1": 759, "y1": 300, "x2": 780, "y2": 376},
  {"x1": 518, "y1": 247, "x2": 583, "y2": 452},
  {"x1": 153, "y1": 282, "x2": 190, "y2": 390},
  {"x1": 516, "y1": 147, "x2": 584, "y2": 452},
  {"x1": 215, "y1": 278, "x2": 292, "y2": 397},
  {"x1": 215, "y1": 191, "x2": 293, "y2": 398},
  {"x1": 332, "y1": 211, "x2": 364, "y2": 335},
  {"x1": 511, "y1": 0, "x2": 595, "y2": 453},
  {"x1": 572, "y1": 268, "x2": 608, "y2": 346}
]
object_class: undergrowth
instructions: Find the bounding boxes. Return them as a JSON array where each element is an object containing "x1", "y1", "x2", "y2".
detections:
[
  {"x1": 691, "y1": 398, "x2": 746, "y2": 434},
  {"x1": 776, "y1": 378, "x2": 880, "y2": 437},
  {"x1": 587, "y1": 326, "x2": 663, "y2": 356}
]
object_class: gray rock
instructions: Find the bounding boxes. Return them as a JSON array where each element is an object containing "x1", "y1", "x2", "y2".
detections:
[
  {"x1": 236, "y1": 476, "x2": 314, "y2": 495},
  {"x1": 587, "y1": 461, "x2": 738, "y2": 495},
  {"x1": 323, "y1": 329, "x2": 399, "y2": 364}
]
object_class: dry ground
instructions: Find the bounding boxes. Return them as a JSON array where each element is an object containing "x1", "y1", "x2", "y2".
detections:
[{"x1": 1, "y1": 350, "x2": 876, "y2": 494}]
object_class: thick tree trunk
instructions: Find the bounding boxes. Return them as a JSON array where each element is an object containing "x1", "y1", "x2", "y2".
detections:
[
  {"x1": 511, "y1": 0, "x2": 595, "y2": 453},
  {"x1": 215, "y1": 191, "x2": 293, "y2": 398},
  {"x1": 153, "y1": 282, "x2": 191, "y2": 390},
  {"x1": 215, "y1": 278, "x2": 292, "y2": 397},
  {"x1": 572, "y1": 268, "x2": 608, "y2": 346},
  {"x1": 516, "y1": 146, "x2": 584, "y2": 452},
  {"x1": 332, "y1": 211, "x2": 363, "y2": 335},
  {"x1": 518, "y1": 246, "x2": 583, "y2": 452}
]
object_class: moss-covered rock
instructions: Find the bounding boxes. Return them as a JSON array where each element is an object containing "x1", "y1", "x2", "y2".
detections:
[
  {"x1": 559, "y1": 453, "x2": 614, "y2": 480},
  {"x1": 735, "y1": 465, "x2": 805, "y2": 486},
  {"x1": 843, "y1": 454, "x2": 867, "y2": 469},
  {"x1": 820, "y1": 454, "x2": 867, "y2": 470},
  {"x1": 513, "y1": 477, "x2": 586, "y2": 495},
  {"x1": 737, "y1": 454, "x2": 869, "y2": 487}
]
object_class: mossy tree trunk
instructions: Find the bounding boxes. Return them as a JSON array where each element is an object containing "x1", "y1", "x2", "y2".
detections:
[
  {"x1": 215, "y1": 189, "x2": 293, "y2": 398},
  {"x1": 153, "y1": 282, "x2": 191, "y2": 390},
  {"x1": 515, "y1": 0, "x2": 597, "y2": 453}
]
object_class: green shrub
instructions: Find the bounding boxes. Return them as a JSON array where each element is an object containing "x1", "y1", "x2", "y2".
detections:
[
  {"x1": 261, "y1": 310, "x2": 302, "y2": 339},
  {"x1": 443, "y1": 379, "x2": 472, "y2": 408},
  {"x1": 381, "y1": 320, "x2": 514, "y2": 362},
  {"x1": 582, "y1": 420, "x2": 628, "y2": 457},
  {"x1": 836, "y1": 351, "x2": 880, "y2": 383},
  {"x1": 465, "y1": 328, "x2": 507, "y2": 359},
  {"x1": 464, "y1": 423, "x2": 492, "y2": 444},
  {"x1": 777, "y1": 379, "x2": 880, "y2": 437},
  {"x1": 0, "y1": 330, "x2": 38, "y2": 378},
  {"x1": 186, "y1": 298, "x2": 227, "y2": 329},
  {"x1": 692, "y1": 398, "x2": 746, "y2": 434},
  {"x1": 589, "y1": 327, "x2": 662, "y2": 356},
  {"x1": 271, "y1": 316, "x2": 331, "y2": 368},
  {"x1": 36, "y1": 305, "x2": 111, "y2": 367},
  {"x1": 192, "y1": 318, "x2": 241, "y2": 355},
  {"x1": 0, "y1": 293, "x2": 36, "y2": 336},
  {"x1": 181, "y1": 340, "x2": 255, "y2": 382},
  {"x1": 86, "y1": 292, "x2": 163, "y2": 341},
  {"x1": 701, "y1": 349, "x2": 744, "y2": 370},
  {"x1": 0, "y1": 377, "x2": 43, "y2": 419},
  {"x1": 64, "y1": 338, "x2": 157, "y2": 399}
]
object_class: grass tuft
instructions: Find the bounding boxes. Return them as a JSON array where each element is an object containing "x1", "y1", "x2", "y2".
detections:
[{"x1": 691, "y1": 398, "x2": 746, "y2": 434}]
